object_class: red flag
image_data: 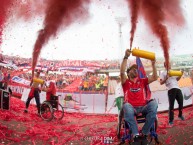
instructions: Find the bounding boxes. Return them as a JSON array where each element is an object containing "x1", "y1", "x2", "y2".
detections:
[{"x1": 136, "y1": 57, "x2": 151, "y2": 100}]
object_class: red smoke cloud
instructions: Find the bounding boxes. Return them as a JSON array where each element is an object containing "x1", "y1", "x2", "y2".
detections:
[
  {"x1": 141, "y1": 0, "x2": 170, "y2": 67},
  {"x1": 162, "y1": 0, "x2": 185, "y2": 26},
  {"x1": 32, "y1": 0, "x2": 91, "y2": 77},
  {"x1": 127, "y1": 0, "x2": 141, "y2": 50},
  {"x1": 12, "y1": 0, "x2": 46, "y2": 21},
  {"x1": 0, "y1": 0, "x2": 91, "y2": 77},
  {"x1": 127, "y1": 0, "x2": 185, "y2": 68},
  {"x1": 0, "y1": 0, "x2": 12, "y2": 45},
  {"x1": 0, "y1": 0, "x2": 45, "y2": 47}
]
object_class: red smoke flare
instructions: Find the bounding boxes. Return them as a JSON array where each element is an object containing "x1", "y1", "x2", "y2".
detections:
[
  {"x1": 140, "y1": 0, "x2": 171, "y2": 67},
  {"x1": 140, "y1": 0, "x2": 184, "y2": 68},
  {"x1": 32, "y1": 0, "x2": 91, "y2": 77},
  {"x1": 126, "y1": 0, "x2": 185, "y2": 68},
  {"x1": 0, "y1": 0, "x2": 12, "y2": 45},
  {"x1": 127, "y1": 0, "x2": 141, "y2": 50}
]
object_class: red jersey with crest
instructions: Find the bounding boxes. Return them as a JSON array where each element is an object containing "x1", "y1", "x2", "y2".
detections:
[{"x1": 122, "y1": 78, "x2": 148, "y2": 107}]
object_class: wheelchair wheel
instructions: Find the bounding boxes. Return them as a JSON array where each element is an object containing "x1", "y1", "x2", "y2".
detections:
[
  {"x1": 117, "y1": 108, "x2": 125, "y2": 139},
  {"x1": 153, "y1": 117, "x2": 160, "y2": 144},
  {"x1": 40, "y1": 101, "x2": 54, "y2": 121},
  {"x1": 117, "y1": 117, "x2": 122, "y2": 139},
  {"x1": 155, "y1": 116, "x2": 158, "y2": 131},
  {"x1": 53, "y1": 103, "x2": 64, "y2": 120},
  {"x1": 149, "y1": 116, "x2": 159, "y2": 144}
]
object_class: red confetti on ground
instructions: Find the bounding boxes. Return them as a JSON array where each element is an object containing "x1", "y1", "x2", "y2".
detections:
[{"x1": 1, "y1": 97, "x2": 193, "y2": 145}]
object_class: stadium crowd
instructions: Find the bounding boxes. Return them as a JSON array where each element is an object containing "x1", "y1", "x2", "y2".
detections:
[{"x1": 0, "y1": 54, "x2": 192, "y2": 94}]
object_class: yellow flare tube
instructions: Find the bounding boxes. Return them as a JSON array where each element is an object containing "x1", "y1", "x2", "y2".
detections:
[
  {"x1": 131, "y1": 49, "x2": 155, "y2": 60},
  {"x1": 168, "y1": 70, "x2": 183, "y2": 77},
  {"x1": 33, "y1": 78, "x2": 44, "y2": 84}
]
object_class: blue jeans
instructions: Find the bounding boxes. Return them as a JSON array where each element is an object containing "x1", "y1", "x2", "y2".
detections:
[{"x1": 123, "y1": 100, "x2": 158, "y2": 136}]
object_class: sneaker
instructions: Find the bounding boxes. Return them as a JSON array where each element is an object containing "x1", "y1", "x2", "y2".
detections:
[
  {"x1": 169, "y1": 121, "x2": 174, "y2": 126},
  {"x1": 24, "y1": 109, "x2": 28, "y2": 113},
  {"x1": 131, "y1": 135, "x2": 141, "y2": 145},
  {"x1": 178, "y1": 116, "x2": 185, "y2": 121}
]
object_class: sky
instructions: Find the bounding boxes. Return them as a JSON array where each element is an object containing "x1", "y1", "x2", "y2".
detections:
[{"x1": 1, "y1": 0, "x2": 193, "y2": 61}]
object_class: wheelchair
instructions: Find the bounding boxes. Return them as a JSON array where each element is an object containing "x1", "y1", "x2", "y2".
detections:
[
  {"x1": 40, "y1": 95, "x2": 64, "y2": 121},
  {"x1": 116, "y1": 97, "x2": 160, "y2": 145}
]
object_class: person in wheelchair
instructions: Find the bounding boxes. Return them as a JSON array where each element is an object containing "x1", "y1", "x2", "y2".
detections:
[
  {"x1": 41, "y1": 81, "x2": 64, "y2": 121},
  {"x1": 42, "y1": 81, "x2": 58, "y2": 109},
  {"x1": 42, "y1": 81, "x2": 57, "y2": 101},
  {"x1": 42, "y1": 81, "x2": 58, "y2": 108},
  {"x1": 120, "y1": 49, "x2": 158, "y2": 145}
]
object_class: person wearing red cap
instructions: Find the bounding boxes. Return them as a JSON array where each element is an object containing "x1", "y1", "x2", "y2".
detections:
[{"x1": 120, "y1": 49, "x2": 158, "y2": 145}]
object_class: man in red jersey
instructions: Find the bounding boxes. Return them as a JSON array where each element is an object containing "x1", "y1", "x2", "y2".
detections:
[{"x1": 120, "y1": 49, "x2": 158, "y2": 145}]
